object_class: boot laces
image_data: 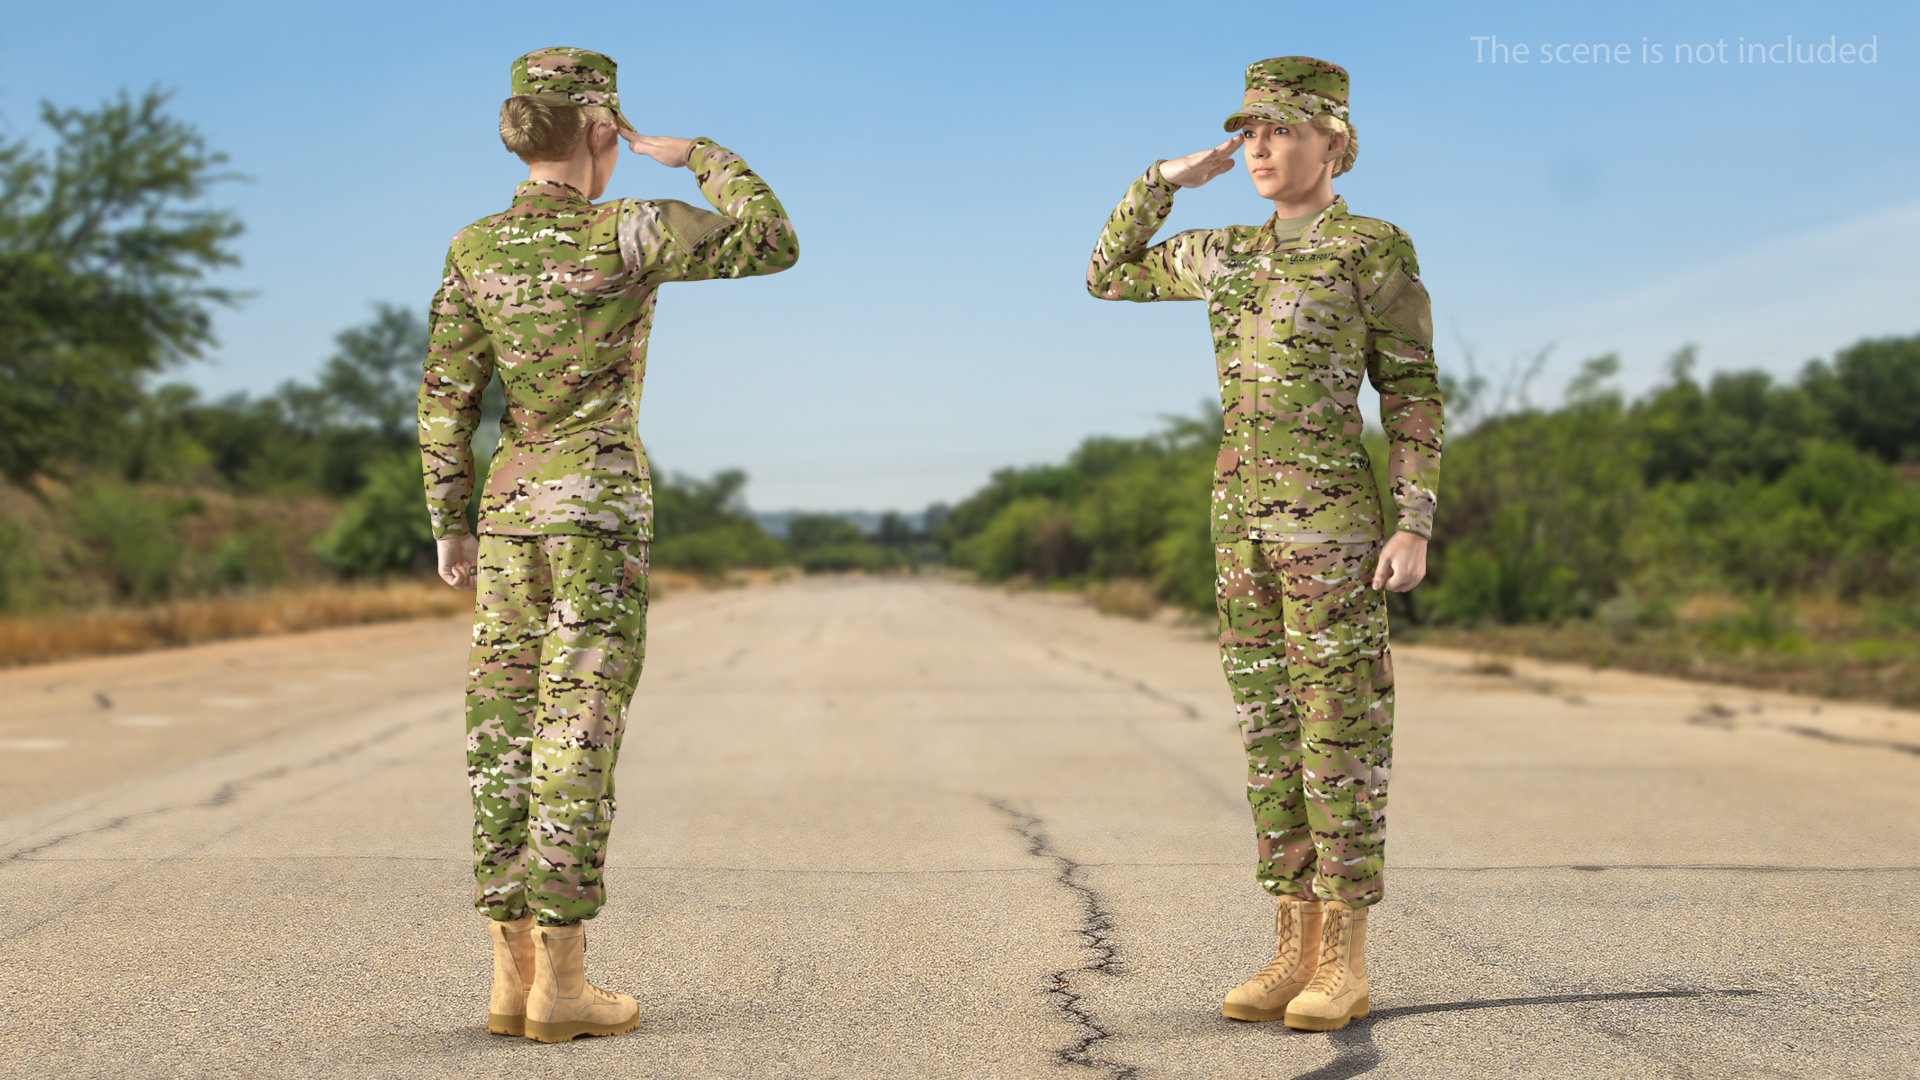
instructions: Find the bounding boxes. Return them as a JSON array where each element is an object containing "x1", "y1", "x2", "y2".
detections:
[
  {"x1": 1304, "y1": 910, "x2": 1348, "y2": 995},
  {"x1": 1250, "y1": 905, "x2": 1304, "y2": 989}
]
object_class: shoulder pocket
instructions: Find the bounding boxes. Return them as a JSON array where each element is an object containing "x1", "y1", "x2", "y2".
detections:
[
  {"x1": 1371, "y1": 264, "x2": 1433, "y2": 348},
  {"x1": 655, "y1": 199, "x2": 731, "y2": 250}
]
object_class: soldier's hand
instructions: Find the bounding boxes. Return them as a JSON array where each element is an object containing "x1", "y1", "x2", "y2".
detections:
[
  {"x1": 1158, "y1": 135, "x2": 1245, "y2": 189},
  {"x1": 437, "y1": 534, "x2": 480, "y2": 591},
  {"x1": 1371, "y1": 532, "x2": 1428, "y2": 592},
  {"x1": 621, "y1": 129, "x2": 693, "y2": 169}
]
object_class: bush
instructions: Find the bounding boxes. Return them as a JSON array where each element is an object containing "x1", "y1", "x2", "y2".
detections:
[
  {"x1": 950, "y1": 497, "x2": 1066, "y2": 580},
  {"x1": 312, "y1": 453, "x2": 434, "y2": 578},
  {"x1": 0, "y1": 515, "x2": 45, "y2": 612},
  {"x1": 785, "y1": 512, "x2": 901, "y2": 574},
  {"x1": 1088, "y1": 579, "x2": 1160, "y2": 619},
  {"x1": 653, "y1": 527, "x2": 783, "y2": 575},
  {"x1": 1150, "y1": 511, "x2": 1215, "y2": 613},
  {"x1": 651, "y1": 469, "x2": 784, "y2": 576},
  {"x1": 64, "y1": 482, "x2": 193, "y2": 604},
  {"x1": 208, "y1": 526, "x2": 291, "y2": 590},
  {"x1": 939, "y1": 410, "x2": 1221, "y2": 611},
  {"x1": 798, "y1": 543, "x2": 896, "y2": 573}
]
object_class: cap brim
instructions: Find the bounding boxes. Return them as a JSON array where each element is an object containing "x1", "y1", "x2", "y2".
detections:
[{"x1": 1224, "y1": 101, "x2": 1316, "y2": 132}]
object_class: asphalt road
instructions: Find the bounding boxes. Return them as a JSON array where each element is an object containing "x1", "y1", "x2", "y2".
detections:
[{"x1": 1, "y1": 577, "x2": 1915, "y2": 1079}]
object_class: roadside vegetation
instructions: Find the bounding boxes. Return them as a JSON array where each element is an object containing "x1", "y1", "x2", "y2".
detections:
[
  {"x1": 14, "y1": 89, "x2": 1920, "y2": 706},
  {"x1": 0, "y1": 88, "x2": 933, "y2": 666},
  {"x1": 937, "y1": 338, "x2": 1920, "y2": 706},
  {"x1": 0, "y1": 89, "x2": 799, "y2": 664}
]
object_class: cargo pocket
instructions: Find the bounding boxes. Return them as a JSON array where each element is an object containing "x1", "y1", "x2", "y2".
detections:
[
  {"x1": 604, "y1": 542, "x2": 650, "y2": 694},
  {"x1": 1215, "y1": 540, "x2": 1261, "y2": 641}
]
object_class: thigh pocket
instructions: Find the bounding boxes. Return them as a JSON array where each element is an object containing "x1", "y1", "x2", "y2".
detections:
[{"x1": 619, "y1": 543, "x2": 650, "y2": 611}]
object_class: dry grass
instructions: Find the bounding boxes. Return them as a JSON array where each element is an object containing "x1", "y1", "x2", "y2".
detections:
[
  {"x1": 1467, "y1": 655, "x2": 1515, "y2": 677},
  {"x1": 0, "y1": 581, "x2": 470, "y2": 668},
  {"x1": 1403, "y1": 617, "x2": 1920, "y2": 708},
  {"x1": 0, "y1": 568, "x2": 802, "y2": 668},
  {"x1": 1087, "y1": 579, "x2": 1163, "y2": 620}
]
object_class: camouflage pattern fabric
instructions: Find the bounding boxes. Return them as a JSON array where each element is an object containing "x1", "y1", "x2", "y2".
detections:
[
  {"x1": 420, "y1": 139, "x2": 799, "y2": 542},
  {"x1": 467, "y1": 534, "x2": 648, "y2": 925},
  {"x1": 1224, "y1": 56, "x2": 1351, "y2": 131},
  {"x1": 509, "y1": 47, "x2": 635, "y2": 131},
  {"x1": 1086, "y1": 169, "x2": 1443, "y2": 544},
  {"x1": 1218, "y1": 540, "x2": 1392, "y2": 907}
]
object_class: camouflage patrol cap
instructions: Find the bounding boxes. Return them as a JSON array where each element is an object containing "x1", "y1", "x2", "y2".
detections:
[
  {"x1": 1223, "y1": 56, "x2": 1349, "y2": 132},
  {"x1": 509, "y1": 47, "x2": 634, "y2": 132}
]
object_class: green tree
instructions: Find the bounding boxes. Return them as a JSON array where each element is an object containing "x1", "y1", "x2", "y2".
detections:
[
  {"x1": 876, "y1": 511, "x2": 913, "y2": 548},
  {"x1": 0, "y1": 88, "x2": 241, "y2": 485},
  {"x1": 316, "y1": 303, "x2": 427, "y2": 441},
  {"x1": 1633, "y1": 348, "x2": 1829, "y2": 485},
  {"x1": 1802, "y1": 334, "x2": 1920, "y2": 463}
]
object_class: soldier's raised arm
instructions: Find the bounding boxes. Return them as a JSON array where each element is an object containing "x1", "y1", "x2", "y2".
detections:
[
  {"x1": 1085, "y1": 137, "x2": 1240, "y2": 303},
  {"x1": 614, "y1": 132, "x2": 799, "y2": 286}
]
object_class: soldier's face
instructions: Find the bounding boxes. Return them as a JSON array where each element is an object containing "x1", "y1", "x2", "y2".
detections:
[{"x1": 1239, "y1": 120, "x2": 1343, "y2": 202}]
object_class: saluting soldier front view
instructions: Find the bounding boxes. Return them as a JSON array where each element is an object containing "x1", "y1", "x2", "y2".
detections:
[
  {"x1": 1087, "y1": 57, "x2": 1442, "y2": 1031},
  {"x1": 419, "y1": 47, "x2": 797, "y2": 1042}
]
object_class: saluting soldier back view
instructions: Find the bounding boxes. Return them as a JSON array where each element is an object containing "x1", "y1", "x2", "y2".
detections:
[{"x1": 418, "y1": 46, "x2": 797, "y2": 1043}]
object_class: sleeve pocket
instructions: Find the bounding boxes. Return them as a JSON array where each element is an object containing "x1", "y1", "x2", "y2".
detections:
[
  {"x1": 1372, "y1": 265, "x2": 1433, "y2": 349},
  {"x1": 657, "y1": 199, "x2": 731, "y2": 250}
]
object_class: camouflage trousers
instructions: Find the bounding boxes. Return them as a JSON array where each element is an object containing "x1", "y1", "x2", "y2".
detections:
[
  {"x1": 467, "y1": 533, "x2": 648, "y2": 926},
  {"x1": 1217, "y1": 540, "x2": 1393, "y2": 908}
]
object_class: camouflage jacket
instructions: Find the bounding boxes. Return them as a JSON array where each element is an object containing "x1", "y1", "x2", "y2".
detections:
[
  {"x1": 419, "y1": 138, "x2": 798, "y2": 541},
  {"x1": 1087, "y1": 163, "x2": 1442, "y2": 543}
]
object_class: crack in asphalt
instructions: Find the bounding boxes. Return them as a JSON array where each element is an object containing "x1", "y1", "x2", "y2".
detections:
[
  {"x1": 986, "y1": 798, "x2": 1136, "y2": 1079},
  {"x1": 1779, "y1": 723, "x2": 1920, "y2": 756},
  {"x1": 1281, "y1": 988, "x2": 1761, "y2": 1080},
  {"x1": 0, "y1": 715, "x2": 431, "y2": 865},
  {"x1": 1046, "y1": 646, "x2": 1201, "y2": 720}
]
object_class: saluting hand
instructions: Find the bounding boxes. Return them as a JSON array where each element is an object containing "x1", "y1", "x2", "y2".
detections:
[
  {"x1": 1158, "y1": 135, "x2": 1245, "y2": 188},
  {"x1": 621, "y1": 129, "x2": 694, "y2": 169}
]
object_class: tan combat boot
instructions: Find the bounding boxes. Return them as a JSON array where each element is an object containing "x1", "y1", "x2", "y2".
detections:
[
  {"x1": 486, "y1": 913, "x2": 537, "y2": 1035},
  {"x1": 524, "y1": 922, "x2": 640, "y2": 1043},
  {"x1": 1284, "y1": 899, "x2": 1369, "y2": 1031},
  {"x1": 1222, "y1": 897, "x2": 1325, "y2": 1021}
]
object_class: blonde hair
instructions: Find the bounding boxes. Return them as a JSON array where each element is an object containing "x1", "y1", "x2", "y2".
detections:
[
  {"x1": 1310, "y1": 114, "x2": 1359, "y2": 177},
  {"x1": 498, "y1": 97, "x2": 618, "y2": 163}
]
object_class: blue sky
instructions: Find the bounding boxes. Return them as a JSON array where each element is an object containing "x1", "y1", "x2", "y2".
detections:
[{"x1": 3, "y1": 0, "x2": 1914, "y2": 513}]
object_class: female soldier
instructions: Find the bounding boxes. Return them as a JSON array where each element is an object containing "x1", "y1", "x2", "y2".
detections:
[
  {"x1": 1086, "y1": 56, "x2": 1440, "y2": 1032},
  {"x1": 420, "y1": 47, "x2": 797, "y2": 1042}
]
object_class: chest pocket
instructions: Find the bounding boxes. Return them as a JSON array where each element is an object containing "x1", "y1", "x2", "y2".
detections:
[{"x1": 1275, "y1": 253, "x2": 1356, "y2": 341}]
